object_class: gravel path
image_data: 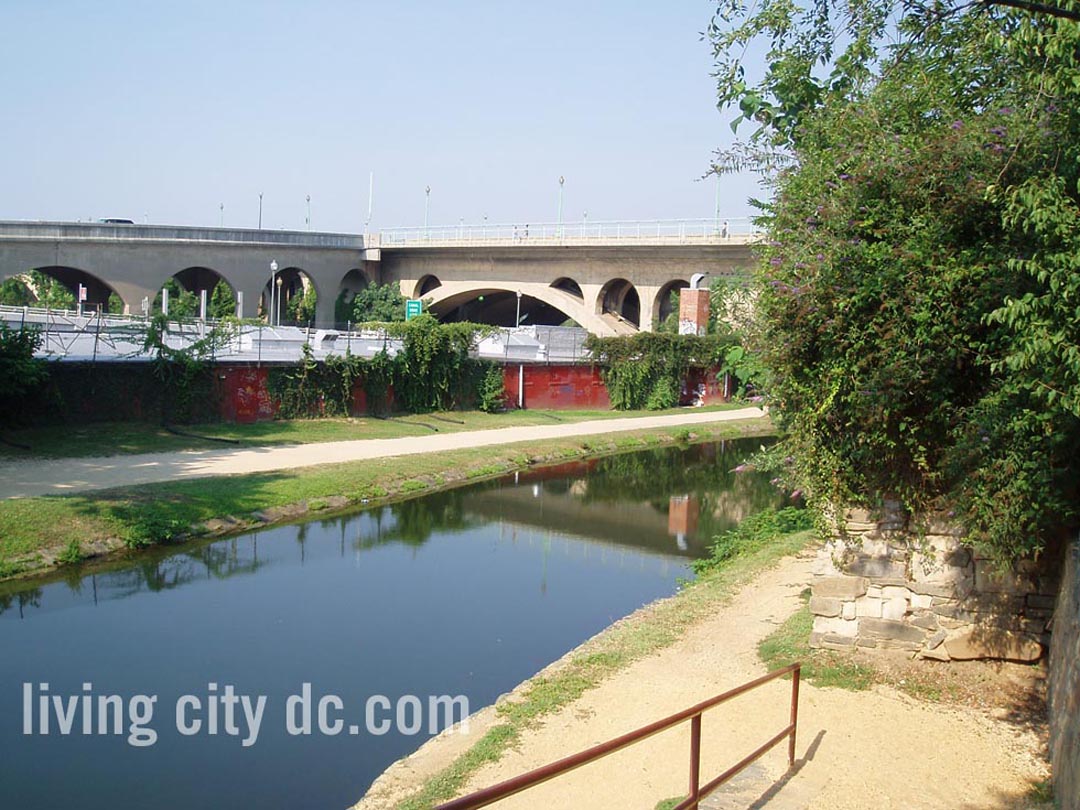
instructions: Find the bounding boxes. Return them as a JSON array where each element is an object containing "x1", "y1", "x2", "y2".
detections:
[
  {"x1": 0, "y1": 407, "x2": 766, "y2": 499},
  {"x1": 359, "y1": 551, "x2": 1049, "y2": 810}
]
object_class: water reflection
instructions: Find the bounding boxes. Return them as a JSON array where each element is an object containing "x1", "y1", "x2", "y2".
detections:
[
  {"x1": 0, "y1": 438, "x2": 781, "y2": 810},
  {"x1": 0, "y1": 440, "x2": 777, "y2": 620}
]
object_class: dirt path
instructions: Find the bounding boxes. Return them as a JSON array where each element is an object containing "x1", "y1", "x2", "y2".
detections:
[
  {"x1": 360, "y1": 550, "x2": 1048, "y2": 810},
  {"x1": 0, "y1": 408, "x2": 765, "y2": 499}
]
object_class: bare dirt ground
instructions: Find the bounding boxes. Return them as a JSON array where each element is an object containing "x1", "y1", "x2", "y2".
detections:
[
  {"x1": 359, "y1": 550, "x2": 1050, "y2": 810},
  {"x1": 0, "y1": 407, "x2": 766, "y2": 499}
]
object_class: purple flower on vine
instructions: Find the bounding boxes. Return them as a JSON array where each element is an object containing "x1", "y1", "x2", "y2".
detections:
[
  {"x1": 998, "y1": 107, "x2": 1012, "y2": 115},
  {"x1": 950, "y1": 120, "x2": 963, "y2": 130},
  {"x1": 989, "y1": 125, "x2": 1006, "y2": 137}
]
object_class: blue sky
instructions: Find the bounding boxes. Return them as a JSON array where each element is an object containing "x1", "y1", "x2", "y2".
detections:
[{"x1": 0, "y1": 1, "x2": 762, "y2": 232}]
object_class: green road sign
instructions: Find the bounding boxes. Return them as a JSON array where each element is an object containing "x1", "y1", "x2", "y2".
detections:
[{"x1": 405, "y1": 299, "x2": 422, "y2": 320}]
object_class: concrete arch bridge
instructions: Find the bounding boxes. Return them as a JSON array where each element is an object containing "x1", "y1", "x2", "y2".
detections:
[{"x1": 0, "y1": 219, "x2": 756, "y2": 336}]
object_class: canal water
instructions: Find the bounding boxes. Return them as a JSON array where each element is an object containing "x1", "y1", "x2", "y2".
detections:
[{"x1": 0, "y1": 439, "x2": 779, "y2": 809}]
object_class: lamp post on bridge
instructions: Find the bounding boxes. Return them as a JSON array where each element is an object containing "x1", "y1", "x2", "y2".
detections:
[
  {"x1": 424, "y1": 186, "x2": 431, "y2": 237},
  {"x1": 306, "y1": 195, "x2": 311, "y2": 231},
  {"x1": 258, "y1": 192, "x2": 263, "y2": 230},
  {"x1": 557, "y1": 176, "x2": 565, "y2": 238},
  {"x1": 515, "y1": 290, "x2": 522, "y2": 328},
  {"x1": 269, "y1": 259, "x2": 278, "y2": 326}
]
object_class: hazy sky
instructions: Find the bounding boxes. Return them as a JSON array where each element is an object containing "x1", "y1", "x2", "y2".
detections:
[{"x1": 0, "y1": 1, "x2": 762, "y2": 233}]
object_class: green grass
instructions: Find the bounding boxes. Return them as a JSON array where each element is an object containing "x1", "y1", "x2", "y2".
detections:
[
  {"x1": 394, "y1": 526, "x2": 815, "y2": 809},
  {"x1": 0, "y1": 417, "x2": 775, "y2": 581},
  {"x1": 757, "y1": 590, "x2": 876, "y2": 691},
  {"x1": 0, "y1": 404, "x2": 749, "y2": 459}
]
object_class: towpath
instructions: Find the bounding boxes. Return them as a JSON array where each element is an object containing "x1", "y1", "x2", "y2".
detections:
[{"x1": 0, "y1": 407, "x2": 766, "y2": 499}]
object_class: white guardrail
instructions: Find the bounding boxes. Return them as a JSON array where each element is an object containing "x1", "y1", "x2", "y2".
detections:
[
  {"x1": 378, "y1": 218, "x2": 758, "y2": 247},
  {"x1": 0, "y1": 305, "x2": 592, "y2": 365}
]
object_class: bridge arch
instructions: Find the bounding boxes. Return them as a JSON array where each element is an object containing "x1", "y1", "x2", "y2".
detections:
[
  {"x1": 654, "y1": 279, "x2": 690, "y2": 329},
  {"x1": 152, "y1": 266, "x2": 237, "y2": 319},
  {"x1": 262, "y1": 266, "x2": 319, "y2": 326},
  {"x1": 596, "y1": 278, "x2": 640, "y2": 329},
  {"x1": 550, "y1": 277, "x2": 584, "y2": 301},
  {"x1": 335, "y1": 268, "x2": 371, "y2": 325},
  {"x1": 11, "y1": 266, "x2": 124, "y2": 313},
  {"x1": 414, "y1": 274, "x2": 442, "y2": 298},
  {"x1": 421, "y1": 282, "x2": 616, "y2": 335}
]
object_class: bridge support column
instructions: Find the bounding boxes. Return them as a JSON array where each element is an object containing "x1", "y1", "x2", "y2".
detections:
[
  {"x1": 315, "y1": 288, "x2": 336, "y2": 329},
  {"x1": 238, "y1": 282, "x2": 267, "y2": 322}
]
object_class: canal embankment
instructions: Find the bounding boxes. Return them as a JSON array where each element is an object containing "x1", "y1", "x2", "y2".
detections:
[
  {"x1": 0, "y1": 410, "x2": 770, "y2": 583},
  {"x1": 364, "y1": 541, "x2": 1051, "y2": 810}
]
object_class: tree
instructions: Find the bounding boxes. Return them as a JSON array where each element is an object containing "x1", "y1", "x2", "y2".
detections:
[
  {"x1": 0, "y1": 324, "x2": 48, "y2": 425},
  {"x1": 347, "y1": 282, "x2": 408, "y2": 324},
  {"x1": 0, "y1": 277, "x2": 34, "y2": 307},
  {"x1": 285, "y1": 284, "x2": 317, "y2": 325},
  {"x1": 711, "y1": 2, "x2": 1080, "y2": 559},
  {"x1": 209, "y1": 281, "x2": 236, "y2": 320},
  {"x1": 152, "y1": 278, "x2": 198, "y2": 318}
]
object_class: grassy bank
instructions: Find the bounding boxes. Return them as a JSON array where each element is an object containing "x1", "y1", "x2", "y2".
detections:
[
  {"x1": 0, "y1": 404, "x2": 744, "y2": 459},
  {"x1": 0, "y1": 417, "x2": 773, "y2": 582},
  {"x1": 389, "y1": 524, "x2": 815, "y2": 810}
]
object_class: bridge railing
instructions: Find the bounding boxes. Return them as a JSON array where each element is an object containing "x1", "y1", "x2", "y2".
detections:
[
  {"x1": 378, "y1": 218, "x2": 758, "y2": 247},
  {"x1": 0, "y1": 220, "x2": 366, "y2": 248}
]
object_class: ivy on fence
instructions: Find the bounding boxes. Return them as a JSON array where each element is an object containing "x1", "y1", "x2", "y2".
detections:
[{"x1": 584, "y1": 332, "x2": 737, "y2": 410}]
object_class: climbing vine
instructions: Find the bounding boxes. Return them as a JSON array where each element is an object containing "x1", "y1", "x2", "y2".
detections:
[
  {"x1": 585, "y1": 333, "x2": 737, "y2": 410},
  {"x1": 269, "y1": 318, "x2": 499, "y2": 417}
]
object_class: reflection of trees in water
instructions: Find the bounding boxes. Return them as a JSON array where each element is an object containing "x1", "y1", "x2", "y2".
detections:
[
  {"x1": 0, "y1": 538, "x2": 267, "y2": 618},
  {"x1": 354, "y1": 490, "x2": 479, "y2": 550},
  {"x1": 0, "y1": 587, "x2": 42, "y2": 619}
]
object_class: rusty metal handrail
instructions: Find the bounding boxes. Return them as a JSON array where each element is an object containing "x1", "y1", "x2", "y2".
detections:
[{"x1": 436, "y1": 662, "x2": 801, "y2": 810}]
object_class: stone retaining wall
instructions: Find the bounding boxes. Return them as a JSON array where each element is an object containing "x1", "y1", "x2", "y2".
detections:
[
  {"x1": 1050, "y1": 539, "x2": 1079, "y2": 809},
  {"x1": 809, "y1": 503, "x2": 1057, "y2": 662}
]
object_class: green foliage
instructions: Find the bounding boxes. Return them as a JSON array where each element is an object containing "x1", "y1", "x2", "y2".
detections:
[
  {"x1": 390, "y1": 315, "x2": 492, "y2": 413},
  {"x1": 476, "y1": 362, "x2": 507, "y2": 413},
  {"x1": 715, "y1": 3, "x2": 1080, "y2": 560},
  {"x1": 139, "y1": 314, "x2": 233, "y2": 423},
  {"x1": 57, "y1": 539, "x2": 83, "y2": 565},
  {"x1": 209, "y1": 281, "x2": 236, "y2": 320},
  {"x1": 692, "y1": 507, "x2": 813, "y2": 574},
  {"x1": 153, "y1": 278, "x2": 197, "y2": 318},
  {"x1": 124, "y1": 513, "x2": 187, "y2": 548},
  {"x1": 347, "y1": 282, "x2": 408, "y2": 324},
  {"x1": 0, "y1": 277, "x2": 34, "y2": 307},
  {"x1": 285, "y1": 284, "x2": 317, "y2": 325},
  {"x1": 757, "y1": 591, "x2": 876, "y2": 691},
  {"x1": 30, "y1": 271, "x2": 77, "y2": 309},
  {"x1": 0, "y1": 325, "x2": 49, "y2": 425},
  {"x1": 585, "y1": 333, "x2": 736, "y2": 410},
  {"x1": 269, "y1": 320, "x2": 496, "y2": 417}
]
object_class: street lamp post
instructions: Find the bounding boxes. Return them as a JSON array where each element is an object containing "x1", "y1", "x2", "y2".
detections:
[
  {"x1": 557, "y1": 176, "x2": 565, "y2": 238},
  {"x1": 269, "y1": 259, "x2": 278, "y2": 325},
  {"x1": 276, "y1": 276, "x2": 284, "y2": 326},
  {"x1": 424, "y1": 186, "x2": 431, "y2": 237},
  {"x1": 219, "y1": 202, "x2": 224, "y2": 227},
  {"x1": 259, "y1": 192, "x2": 264, "y2": 229},
  {"x1": 306, "y1": 195, "x2": 311, "y2": 231},
  {"x1": 515, "y1": 290, "x2": 522, "y2": 328}
]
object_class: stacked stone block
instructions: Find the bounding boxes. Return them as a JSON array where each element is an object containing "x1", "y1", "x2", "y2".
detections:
[{"x1": 809, "y1": 504, "x2": 1057, "y2": 661}]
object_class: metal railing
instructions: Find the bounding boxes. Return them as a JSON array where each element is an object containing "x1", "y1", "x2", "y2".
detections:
[
  {"x1": 436, "y1": 663, "x2": 801, "y2": 810},
  {"x1": 0, "y1": 219, "x2": 366, "y2": 248},
  {"x1": 379, "y1": 218, "x2": 758, "y2": 247},
  {"x1": 1, "y1": 305, "x2": 595, "y2": 365}
]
